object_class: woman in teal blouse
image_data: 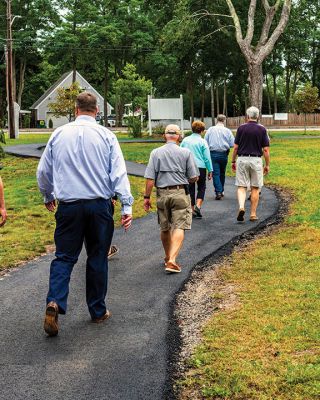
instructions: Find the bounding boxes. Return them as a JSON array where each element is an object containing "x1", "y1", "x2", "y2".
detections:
[{"x1": 180, "y1": 121, "x2": 213, "y2": 219}]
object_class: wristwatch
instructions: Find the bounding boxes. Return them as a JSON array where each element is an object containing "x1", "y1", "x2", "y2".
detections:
[{"x1": 144, "y1": 195, "x2": 150, "y2": 199}]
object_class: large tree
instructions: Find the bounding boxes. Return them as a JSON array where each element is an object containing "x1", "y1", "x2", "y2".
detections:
[{"x1": 225, "y1": 0, "x2": 292, "y2": 110}]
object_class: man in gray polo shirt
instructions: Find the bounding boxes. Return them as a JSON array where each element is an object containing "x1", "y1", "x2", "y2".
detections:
[{"x1": 144, "y1": 124, "x2": 199, "y2": 273}]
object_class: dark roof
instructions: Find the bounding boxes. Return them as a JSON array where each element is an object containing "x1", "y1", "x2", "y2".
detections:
[{"x1": 30, "y1": 71, "x2": 71, "y2": 109}]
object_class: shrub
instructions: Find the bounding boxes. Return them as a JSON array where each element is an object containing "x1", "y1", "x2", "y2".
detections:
[
  {"x1": 0, "y1": 129, "x2": 6, "y2": 159},
  {"x1": 23, "y1": 115, "x2": 31, "y2": 129},
  {"x1": 152, "y1": 124, "x2": 166, "y2": 136},
  {"x1": 126, "y1": 116, "x2": 142, "y2": 138},
  {"x1": 48, "y1": 119, "x2": 53, "y2": 129}
]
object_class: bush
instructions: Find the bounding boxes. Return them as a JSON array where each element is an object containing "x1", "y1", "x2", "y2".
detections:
[
  {"x1": 0, "y1": 129, "x2": 6, "y2": 160},
  {"x1": 23, "y1": 115, "x2": 31, "y2": 129},
  {"x1": 126, "y1": 116, "x2": 142, "y2": 138},
  {"x1": 152, "y1": 124, "x2": 166, "y2": 136},
  {"x1": 48, "y1": 119, "x2": 53, "y2": 129}
]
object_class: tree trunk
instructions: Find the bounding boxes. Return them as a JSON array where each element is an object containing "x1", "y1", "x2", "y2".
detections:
[
  {"x1": 244, "y1": 86, "x2": 248, "y2": 113},
  {"x1": 104, "y1": 59, "x2": 109, "y2": 126},
  {"x1": 223, "y1": 79, "x2": 227, "y2": 116},
  {"x1": 17, "y1": 57, "x2": 26, "y2": 107},
  {"x1": 266, "y1": 74, "x2": 272, "y2": 115},
  {"x1": 72, "y1": 54, "x2": 77, "y2": 83},
  {"x1": 216, "y1": 84, "x2": 220, "y2": 115},
  {"x1": 272, "y1": 73, "x2": 278, "y2": 114},
  {"x1": 211, "y1": 80, "x2": 215, "y2": 125},
  {"x1": 285, "y1": 65, "x2": 292, "y2": 112},
  {"x1": 188, "y1": 75, "x2": 195, "y2": 122},
  {"x1": 12, "y1": 52, "x2": 16, "y2": 102},
  {"x1": 248, "y1": 63, "x2": 264, "y2": 111},
  {"x1": 201, "y1": 80, "x2": 205, "y2": 121},
  {"x1": 293, "y1": 69, "x2": 298, "y2": 95},
  {"x1": 226, "y1": 0, "x2": 291, "y2": 113}
]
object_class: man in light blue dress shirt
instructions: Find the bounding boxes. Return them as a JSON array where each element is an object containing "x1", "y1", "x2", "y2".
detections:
[
  {"x1": 37, "y1": 92, "x2": 133, "y2": 336},
  {"x1": 205, "y1": 115, "x2": 234, "y2": 200}
]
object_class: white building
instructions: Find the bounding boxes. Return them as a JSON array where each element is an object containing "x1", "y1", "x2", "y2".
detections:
[{"x1": 30, "y1": 71, "x2": 113, "y2": 129}]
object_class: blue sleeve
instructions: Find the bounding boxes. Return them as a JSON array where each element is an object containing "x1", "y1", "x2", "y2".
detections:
[
  {"x1": 228, "y1": 129, "x2": 235, "y2": 148},
  {"x1": 36, "y1": 138, "x2": 55, "y2": 203},
  {"x1": 109, "y1": 136, "x2": 134, "y2": 215},
  {"x1": 202, "y1": 140, "x2": 213, "y2": 172}
]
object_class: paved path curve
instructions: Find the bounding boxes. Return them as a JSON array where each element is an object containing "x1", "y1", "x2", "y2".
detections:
[
  {"x1": 0, "y1": 146, "x2": 279, "y2": 400},
  {"x1": 4, "y1": 142, "x2": 162, "y2": 177}
]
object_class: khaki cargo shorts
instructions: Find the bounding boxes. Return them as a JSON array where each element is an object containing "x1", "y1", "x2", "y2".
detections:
[
  {"x1": 235, "y1": 157, "x2": 264, "y2": 189},
  {"x1": 156, "y1": 188, "x2": 192, "y2": 231}
]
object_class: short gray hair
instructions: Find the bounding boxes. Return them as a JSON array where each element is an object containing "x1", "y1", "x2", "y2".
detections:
[
  {"x1": 246, "y1": 106, "x2": 259, "y2": 120},
  {"x1": 217, "y1": 114, "x2": 226, "y2": 123}
]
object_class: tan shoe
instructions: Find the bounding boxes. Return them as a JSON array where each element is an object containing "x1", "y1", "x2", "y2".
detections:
[
  {"x1": 91, "y1": 310, "x2": 112, "y2": 323},
  {"x1": 165, "y1": 262, "x2": 181, "y2": 274},
  {"x1": 250, "y1": 215, "x2": 259, "y2": 221},
  {"x1": 108, "y1": 245, "x2": 119, "y2": 259},
  {"x1": 44, "y1": 301, "x2": 59, "y2": 337}
]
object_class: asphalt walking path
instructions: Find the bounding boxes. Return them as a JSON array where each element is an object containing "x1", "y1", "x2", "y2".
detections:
[{"x1": 1, "y1": 145, "x2": 278, "y2": 400}]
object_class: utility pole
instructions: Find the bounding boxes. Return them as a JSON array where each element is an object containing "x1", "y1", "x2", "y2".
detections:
[{"x1": 6, "y1": 0, "x2": 15, "y2": 139}]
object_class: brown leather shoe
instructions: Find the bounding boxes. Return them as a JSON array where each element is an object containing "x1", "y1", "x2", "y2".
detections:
[
  {"x1": 44, "y1": 301, "x2": 59, "y2": 337},
  {"x1": 165, "y1": 262, "x2": 181, "y2": 274},
  {"x1": 91, "y1": 310, "x2": 112, "y2": 323}
]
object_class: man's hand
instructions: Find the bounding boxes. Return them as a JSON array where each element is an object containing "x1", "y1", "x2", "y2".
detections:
[
  {"x1": 45, "y1": 200, "x2": 56, "y2": 212},
  {"x1": 208, "y1": 172, "x2": 213, "y2": 181},
  {"x1": 0, "y1": 207, "x2": 7, "y2": 227},
  {"x1": 232, "y1": 162, "x2": 236, "y2": 172},
  {"x1": 264, "y1": 165, "x2": 270, "y2": 175},
  {"x1": 121, "y1": 214, "x2": 132, "y2": 231},
  {"x1": 144, "y1": 198, "x2": 152, "y2": 212}
]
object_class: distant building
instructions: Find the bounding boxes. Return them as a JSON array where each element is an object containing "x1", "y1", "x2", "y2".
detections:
[{"x1": 30, "y1": 71, "x2": 113, "y2": 129}]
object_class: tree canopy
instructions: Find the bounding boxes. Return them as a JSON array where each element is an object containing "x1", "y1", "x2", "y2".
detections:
[{"x1": 0, "y1": 0, "x2": 319, "y2": 122}]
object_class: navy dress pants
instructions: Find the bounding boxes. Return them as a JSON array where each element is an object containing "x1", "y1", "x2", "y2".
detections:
[
  {"x1": 210, "y1": 151, "x2": 229, "y2": 195},
  {"x1": 47, "y1": 198, "x2": 114, "y2": 319}
]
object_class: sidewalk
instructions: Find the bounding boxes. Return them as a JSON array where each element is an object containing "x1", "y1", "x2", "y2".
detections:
[{"x1": 0, "y1": 177, "x2": 278, "y2": 400}]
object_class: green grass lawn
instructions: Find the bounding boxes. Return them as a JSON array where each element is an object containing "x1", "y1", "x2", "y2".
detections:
[
  {"x1": 5, "y1": 134, "x2": 51, "y2": 146},
  {"x1": 269, "y1": 130, "x2": 320, "y2": 139},
  {"x1": 4, "y1": 132, "x2": 160, "y2": 146},
  {"x1": 179, "y1": 139, "x2": 320, "y2": 399}
]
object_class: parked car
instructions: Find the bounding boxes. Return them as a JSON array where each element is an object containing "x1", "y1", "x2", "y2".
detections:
[{"x1": 107, "y1": 115, "x2": 116, "y2": 127}]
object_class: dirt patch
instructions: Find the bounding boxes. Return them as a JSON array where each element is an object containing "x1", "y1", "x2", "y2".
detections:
[{"x1": 165, "y1": 185, "x2": 292, "y2": 400}]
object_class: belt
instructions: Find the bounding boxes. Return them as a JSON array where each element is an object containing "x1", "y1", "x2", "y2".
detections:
[
  {"x1": 158, "y1": 185, "x2": 185, "y2": 190},
  {"x1": 59, "y1": 197, "x2": 106, "y2": 205},
  {"x1": 238, "y1": 154, "x2": 261, "y2": 157},
  {"x1": 210, "y1": 150, "x2": 228, "y2": 153}
]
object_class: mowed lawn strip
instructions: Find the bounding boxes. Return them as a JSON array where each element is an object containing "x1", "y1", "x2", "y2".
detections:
[
  {"x1": 180, "y1": 138, "x2": 320, "y2": 400},
  {"x1": 0, "y1": 140, "x2": 161, "y2": 270}
]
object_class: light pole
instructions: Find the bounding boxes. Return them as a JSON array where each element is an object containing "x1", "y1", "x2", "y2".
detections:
[
  {"x1": 6, "y1": 0, "x2": 15, "y2": 138},
  {"x1": 5, "y1": 0, "x2": 21, "y2": 139}
]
